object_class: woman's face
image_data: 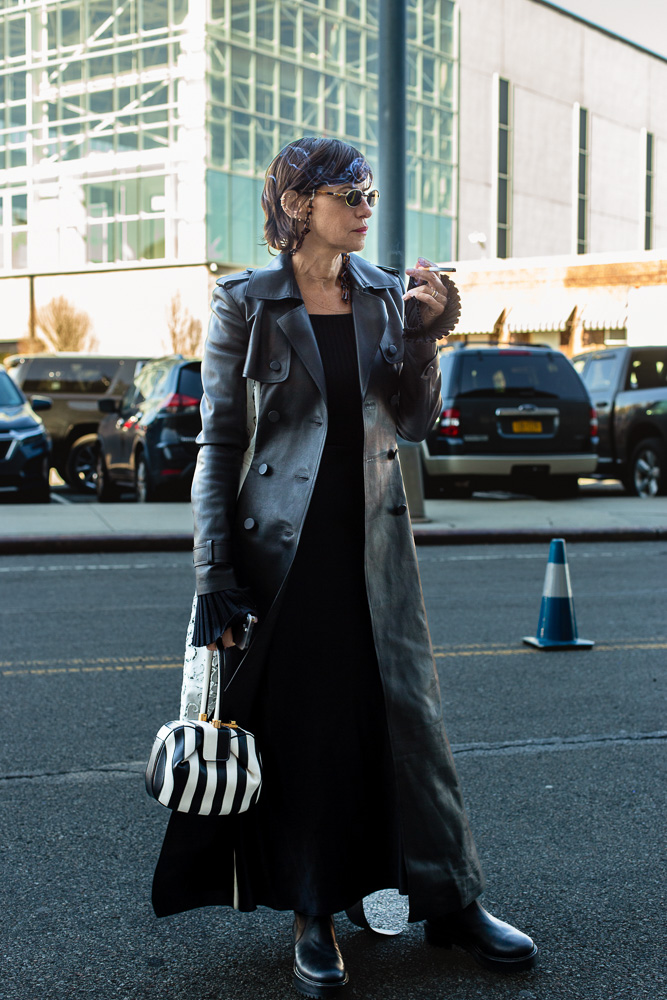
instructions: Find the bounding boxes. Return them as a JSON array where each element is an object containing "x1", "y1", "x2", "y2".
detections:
[{"x1": 300, "y1": 181, "x2": 374, "y2": 255}]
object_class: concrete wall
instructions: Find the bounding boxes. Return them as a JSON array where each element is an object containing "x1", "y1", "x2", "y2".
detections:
[{"x1": 458, "y1": 0, "x2": 667, "y2": 261}]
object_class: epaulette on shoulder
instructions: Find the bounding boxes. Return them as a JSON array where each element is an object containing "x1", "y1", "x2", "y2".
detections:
[
  {"x1": 376, "y1": 265, "x2": 401, "y2": 276},
  {"x1": 217, "y1": 268, "x2": 254, "y2": 288}
]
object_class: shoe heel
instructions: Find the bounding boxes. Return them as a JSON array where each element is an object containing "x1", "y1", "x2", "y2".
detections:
[{"x1": 424, "y1": 922, "x2": 453, "y2": 949}]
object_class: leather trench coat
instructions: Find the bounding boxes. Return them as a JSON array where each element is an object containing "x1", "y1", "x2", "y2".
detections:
[{"x1": 152, "y1": 252, "x2": 484, "y2": 920}]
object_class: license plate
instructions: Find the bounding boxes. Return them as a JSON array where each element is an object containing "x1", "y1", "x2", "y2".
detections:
[{"x1": 512, "y1": 420, "x2": 543, "y2": 433}]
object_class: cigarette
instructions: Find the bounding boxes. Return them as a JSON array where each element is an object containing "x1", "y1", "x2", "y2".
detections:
[{"x1": 417, "y1": 265, "x2": 456, "y2": 272}]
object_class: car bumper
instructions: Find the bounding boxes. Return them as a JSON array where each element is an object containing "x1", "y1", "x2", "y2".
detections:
[
  {"x1": 422, "y1": 449, "x2": 598, "y2": 477},
  {"x1": 0, "y1": 436, "x2": 50, "y2": 491}
]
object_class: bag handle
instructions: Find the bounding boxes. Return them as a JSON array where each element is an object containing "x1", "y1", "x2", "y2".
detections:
[{"x1": 198, "y1": 648, "x2": 238, "y2": 730}]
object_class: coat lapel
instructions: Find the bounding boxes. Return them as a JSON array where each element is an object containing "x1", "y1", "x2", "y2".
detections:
[
  {"x1": 353, "y1": 288, "x2": 388, "y2": 396},
  {"x1": 277, "y1": 305, "x2": 327, "y2": 402}
]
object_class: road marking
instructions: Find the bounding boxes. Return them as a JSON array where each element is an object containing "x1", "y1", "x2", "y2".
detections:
[
  {"x1": 0, "y1": 562, "x2": 188, "y2": 573},
  {"x1": 1, "y1": 658, "x2": 181, "y2": 676},
  {"x1": 2, "y1": 638, "x2": 666, "y2": 676},
  {"x1": 418, "y1": 551, "x2": 621, "y2": 562},
  {"x1": 49, "y1": 492, "x2": 71, "y2": 505},
  {"x1": 433, "y1": 640, "x2": 667, "y2": 658}
]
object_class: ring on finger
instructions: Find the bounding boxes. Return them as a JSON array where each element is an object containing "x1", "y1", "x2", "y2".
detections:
[{"x1": 430, "y1": 286, "x2": 438, "y2": 298}]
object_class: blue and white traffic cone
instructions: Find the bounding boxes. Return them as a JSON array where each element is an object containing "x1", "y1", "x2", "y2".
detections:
[{"x1": 523, "y1": 538, "x2": 594, "y2": 650}]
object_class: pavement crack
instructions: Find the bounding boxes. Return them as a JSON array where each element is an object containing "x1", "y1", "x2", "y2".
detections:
[
  {"x1": 451, "y1": 730, "x2": 667, "y2": 757},
  {"x1": 0, "y1": 761, "x2": 146, "y2": 785}
]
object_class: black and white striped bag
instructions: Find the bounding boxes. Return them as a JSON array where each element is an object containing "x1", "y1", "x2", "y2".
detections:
[{"x1": 145, "y1": 648, "x2": 262, "y2": 816}]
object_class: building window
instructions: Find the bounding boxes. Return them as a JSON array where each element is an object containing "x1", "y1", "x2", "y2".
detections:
[
  {"x1": 645, "y1": 131, "x2": 654, "y2": 251},
  {"x1": 497, "y1": 77, "x2": 511, "y2": 259},
  {"x1": 206, "y1": 0, "x2": 459, "y2": 267},
  {"x1": 577, "y1": 106, "x2": 589, "y2": 254}
]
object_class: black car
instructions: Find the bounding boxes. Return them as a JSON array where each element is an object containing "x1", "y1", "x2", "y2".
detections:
[
  {"x1": 573, "y1": 345, "x2": 667, "y2": 497},
  {"x1": 96, "y1": 355, "x2": 202, "y2": 502},
  {"x1": 420, "y1": 342, "x2": 598, "y2": 498},
  {"x1": 5, "y1": 352, "x2": 149, "y2": 492},
  {"x1": 0, "y1": 369, "x2": 52, "y2": 502}
]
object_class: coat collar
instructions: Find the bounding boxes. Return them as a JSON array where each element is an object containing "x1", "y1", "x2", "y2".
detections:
[
  {"x1": 243, "y1": 252, "x2": 398, "y2": 299},
  {"x1": 240, "y1": 252, "x2": 395, "y2": 400}
]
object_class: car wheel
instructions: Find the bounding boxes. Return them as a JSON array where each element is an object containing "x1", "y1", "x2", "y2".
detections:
[
  {"x1": 65, "y1": 435, "x2": 100, "y2": 493},
  {"x1": 625, "y1": 437, "x2": 665, "y2": 498},
  {"x1": 96, "y1": 450, "x2": 120, "y2": 503},
  {"x1": 135, "y1": 453, "x2": 155, "y2": 503}
]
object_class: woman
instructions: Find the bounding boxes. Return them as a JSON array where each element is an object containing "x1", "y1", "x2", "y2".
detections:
[{"x1": 152, "y1": 137, "x2": 537, "y2": 997}]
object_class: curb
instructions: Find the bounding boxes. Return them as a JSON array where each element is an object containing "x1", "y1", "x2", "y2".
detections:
[
  {"x1": 0, "y1": 534, "x2": 194, "y2": 555},
  {"x1": 411, "y1": 526, "x2": 667, "y2": 545},
  {"x1": 1, "y1": 526, "x2": 666, "y2": 555}
]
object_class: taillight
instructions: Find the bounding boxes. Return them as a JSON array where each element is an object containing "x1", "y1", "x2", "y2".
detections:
[
  {"x1": 590, "y1": 406, "x2": 599, "y2": 442},
  {"x1": 439, "y1": 407, "x2": 461, "y2": 437},
  {"x1": 160, "y1": 393, "x2": 201, "y2": 412}
]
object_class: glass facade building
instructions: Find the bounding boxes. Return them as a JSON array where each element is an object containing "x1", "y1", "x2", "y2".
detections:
[{"x1": 0, "y1": 0, "x2": 458, "y2": 274}]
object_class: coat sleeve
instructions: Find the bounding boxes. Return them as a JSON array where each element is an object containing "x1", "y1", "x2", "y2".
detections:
[
  {"x1": 389, "y1": 279, "x2": 443, "y2": 443},
  {"x1": 192, "y1": 283, "x2": 251, "y2": 596}
]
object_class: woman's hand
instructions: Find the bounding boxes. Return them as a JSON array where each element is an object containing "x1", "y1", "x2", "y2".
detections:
[
  {"x1": 403, "y1": 262, "x2": 461, "y2": 335},
  {"x1": 403, "y1": 263, "x2": 448, "y2": 325},
  {"x1": 207, "y1": 627, "x2": 235, "y2": 652}
]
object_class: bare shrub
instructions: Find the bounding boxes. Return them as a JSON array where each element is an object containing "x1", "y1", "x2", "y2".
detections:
[
  {"x1": 165, "y1": 293, "x2": 203, "y2": 356},
  {"x1": 20, "y1": 296, "x2": 97, "y2": 353}
]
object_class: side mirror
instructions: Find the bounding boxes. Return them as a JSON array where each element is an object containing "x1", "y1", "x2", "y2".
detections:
[
  {"x1": 30, "y1": 395, "x2": 52, "y2": 412},
  {"x1": 98, "y1": 397, "x2": 120, "y2": 414}
]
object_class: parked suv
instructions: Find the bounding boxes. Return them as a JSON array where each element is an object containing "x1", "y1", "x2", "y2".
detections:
[
  {"x1": 5, "y1": 353, "x2": 149, "y2": 492},
  {"x1": 96, "y1": 355, "x2": 202, "y2": 502},
  {"x1": 0, "y1": 368, "x2": 52, "y2": 502},
  {"x1": 572, "y1": 345, "x2": 667, "y2": 497},
  {"x1": 421, "y1": 343, "x2": 598, "y2": 498}
]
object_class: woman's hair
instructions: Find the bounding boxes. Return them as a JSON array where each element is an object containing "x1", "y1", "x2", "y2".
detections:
[{"x1": 261, "y1": 136, "x2": 373, "y2": 254}]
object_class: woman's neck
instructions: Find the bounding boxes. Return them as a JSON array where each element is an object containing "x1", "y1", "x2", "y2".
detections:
[{"x1": 291, "y1": 250, "x2": 343, "y2": 290}]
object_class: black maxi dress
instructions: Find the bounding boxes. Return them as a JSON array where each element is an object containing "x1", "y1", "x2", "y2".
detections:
[{"x1": 240, "y1": 313, "x2": 404, "y2": 915}]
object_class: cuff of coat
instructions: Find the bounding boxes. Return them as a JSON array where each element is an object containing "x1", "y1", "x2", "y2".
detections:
[{"x1": 192, "y1": 589, "x2": 256, "y2": 648}]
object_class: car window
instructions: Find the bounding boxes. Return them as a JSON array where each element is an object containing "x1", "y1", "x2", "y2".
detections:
[
  {"x1": 133, "y1": 363, "x2": 173, "y2": 404},
  {"x1": 583, "y1": 354, "x2": 617, "y2": 392},
  {"x1": 0, "y1": 371, "x2": 23, "y2": 406},
  {"x1": 626, "y1": 351, "x2": 667, "y2": 391},
  {"x1": 21, "y1": 358, "x2": 122, "y2": 395},
  {"x1": 176, "y1": 364, "x2": 203, "y2": 401},
  {"x1": 456, "y1": 351, "x2": 586, "y2": 399}
]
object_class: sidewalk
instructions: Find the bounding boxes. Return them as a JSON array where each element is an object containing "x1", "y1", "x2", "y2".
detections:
[{"x1": 1, "y1": 489, "x2": 665, "y2": 553}]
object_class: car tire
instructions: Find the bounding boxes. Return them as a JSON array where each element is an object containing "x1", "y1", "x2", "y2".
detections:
[
  {"x1": 20, "y1": 456, "x2": 51, "y2": 503},
  {"x1": 65, "y1": 435, "x2": 100, "y2": 493},
  {"x1": 625, "y1": 437, "x2": 665, "y2": 498},
  {"x1": 135, "y1": 453, "x2": 156, "y2": 503},
  {"x1": 96, "y1": 450, "x2": 120, "y2": 503}
]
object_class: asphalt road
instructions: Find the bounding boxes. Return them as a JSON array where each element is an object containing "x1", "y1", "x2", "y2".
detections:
[{"x1": 1, "y1": 543, "x2": 665, "y2": 1000}]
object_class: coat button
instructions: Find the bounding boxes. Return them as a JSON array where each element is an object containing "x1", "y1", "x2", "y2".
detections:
[
  {"x1": 269, "y1": 360, "x2": 281, "y2": 371},
  {"x1": 387, "y1": 344, "x2": 397, "y2": 356},
  {"x1": 243, "y1": 517, "x2": 256, "y2": 530},
  {"x1": 258, "y1": 463, "x2": 269, "y2": 475},
  {"x1": 268, "y1": 410, "x2": 280, "y2": 422},
  {"x1": 394, "y1": 503, "x2": 408, "y2": 516}
]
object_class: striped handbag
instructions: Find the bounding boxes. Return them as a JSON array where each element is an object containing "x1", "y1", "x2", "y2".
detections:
[{"x1": 145, "y1": 648, "x2": 262, "y2": 816}]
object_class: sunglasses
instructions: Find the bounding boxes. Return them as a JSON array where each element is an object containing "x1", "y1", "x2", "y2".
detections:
[{"x1": 315, "y1": 188, "x2": 380, "y2": 208}]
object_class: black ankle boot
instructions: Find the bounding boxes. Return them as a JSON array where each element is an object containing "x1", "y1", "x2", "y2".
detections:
[
  {"x1": 292, "y1": 912, "x2": 349, "y2": 998},
  {"x1": 424, "y1": 900, "x2": 538, "y2": 973}
]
